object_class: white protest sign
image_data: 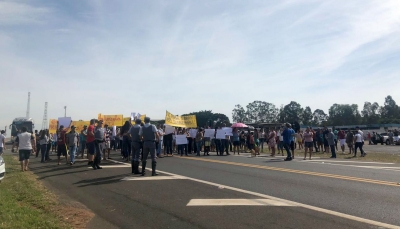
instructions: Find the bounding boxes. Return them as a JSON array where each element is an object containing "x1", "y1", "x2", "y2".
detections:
[
  {"x1": 130, "y1": 112, "x2": 136, "y2": 120},
  {"x1": 58, "y1": 117, "x2": 72, "y2": 128},
  {"x1": 216, "y1": 129, "x2": 226, "y2": 139},
  {"x1": 176, "y1": 134, "x2": 188, "y2": 145},
  {"x1": 223, "y1": 127, "x2": 233, "y2": 136},
  {"x1": 165, "y1": 125, "x2": 175, "y2": 135},
  {"x1": 189, "y1": 129, "x2": 197, "y2": 138},
  {"x1": 204, "y1": 129, "x2": 215, "y2": 138}
]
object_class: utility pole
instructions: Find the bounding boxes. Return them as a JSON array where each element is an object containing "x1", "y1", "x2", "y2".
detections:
[
  {"x1": 26, "y1": 92, "x2": 31, "y2": 118},
  {"x1": 64, "y1": 106, "x2": 67, "y2": 117},
  {"x1": 41, "y1": 102, "x2": 48, "y2": 130}
]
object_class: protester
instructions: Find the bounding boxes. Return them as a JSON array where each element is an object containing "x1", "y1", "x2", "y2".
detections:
[
  {"x1": 282, "y1": 123, "x2": 295, "y2": 161},
  {"x1": 337, "y1": 129, "x2": 346, "y2": 154},
  {"x1": 80, "y1": 125, "x2": 87, "y2": 158},
  {"x1": 356, "y1": 126, "x2": 366, "y2": 156},
  {"x1": 139, "y1": 117, "x2": 159, "y2": 176},
  {"x1": 388, "y1": 130, "x2": 394, "y2": 145},
  {"x1": 195, "y1": 127, "x2": 203, "y2": 156},
  {"x1": 240, "y1": 131, "x2": 246, "y2": 151},
  {"x1": 346, "y1": 129, "x2": 354, "y2": 155},
  {"x1": 303, "y1": 127, "x2": 313, "y2": 160},
  {"x1": 14, "y1": 126, "x2": 36, "y2": 171},
  {"x1": 86, "y1": 119, "x2": 96, "y2": 166},
  {"x1": 35, "y1": 130, "x2": 41, "y2": 158},
  {"x1": 259, "y1": 128, "x2": 265, "y2": 152},
  {"x1": 232, "y1": 128, "x2": 240, "y2": 155},
  {"x1": 67, "y1": 126, "x2": 78, "y2": 165},
  {"x1": 354, "y1": 129, "x2": 365, "y2": 157},
  {"x1": 163, "y1": 126, "x2": 173, "y2": 157},
  {"x1": 295, "y1": 131, "x2": 303, "y2": 150},
  {"x1": 39, "y1": 130, "x2": 48, "y2": 163},
  {"x1": 277, "y1": 128, "x2": 284, "y2": 156},
  {"x1": 326, "y1": 129, "x2": 336, "y2": 158},
  {"x1": 104, "y1": 124, "x2": 111, "y2": 160},
  {"x1": 157, "y1": 125, "x2": 164, "y2": 158},
  {"x1": 130, "y1": 119, "x2": 142, "y2": 174},
  {"x1": 268, "y1": 127, "x2": 277, "y2": 157},
  {"x1": 45, "y1": 130, "x2": 52, "y2": 161},
  {"x1": 92, "y1": 120, "x2": 105, "y2": 170},
  {"x1": 57, "y1": 125, "x2": 68, "y2": 165},
  {"x1": 120, "y1": 121, "x2": 131, "y2": 161},
  {"x1": 0, "y1": 130, "x2": 6, "y2": 156}
]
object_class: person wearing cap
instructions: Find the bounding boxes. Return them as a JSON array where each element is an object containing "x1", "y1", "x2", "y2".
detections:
[
  {"x1": 80, "y1": 125, "x2": 88, "y2": 159},
  {"x1": 139, "y1": 117, "x2": 159, "y2": 176},
  {"x1": 92, "y1": 120, "x2": 105, "y2": 170},
  {"x1": 129, "y1": 118, "x2": 142, "y2": 174},
  {"x1": 56, "y1": 125, "x2": 68, "y2": 165},
  {"x1": 67, "y1": 126, "x2": 79, "y2": 165}
]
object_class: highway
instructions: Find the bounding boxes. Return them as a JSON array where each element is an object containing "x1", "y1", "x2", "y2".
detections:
[{"x1": 4, "y1": 148, "x2": 400, "y2": 229}]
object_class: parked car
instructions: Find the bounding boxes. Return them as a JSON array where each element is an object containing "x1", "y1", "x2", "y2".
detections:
[
  {"x1": 371, "y1": 133, "x2": 386, "y2": 145},
  {"x1": 0, "y1": 156, "x2": 5, "y2": 183}
]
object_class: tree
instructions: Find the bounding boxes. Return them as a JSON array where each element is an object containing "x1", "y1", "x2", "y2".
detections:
[
  {"x1": 279, "y1": 101, "x2": 303, "y2": 123},
  {"x1": 328, "y1": 104, "x2": 361, "y2": 125},
  {"x1": 245, "y1": 101, "x2": 278, "y2": 123},
  {"x1": 361, "y1": 102, "x2": 380, "y2": 124},
  {"x1": 312, "y1": 109, "x2": 328, "y2": 126},
  {"x1": 380, "y1": 95, "x2": 399, "y2": 120},
  {"x1": 232, "y1": 105, "x2": 247, "y2": 123},
  {"x1": 302, "y1": 106, "x2": 313, "y2": 125}
]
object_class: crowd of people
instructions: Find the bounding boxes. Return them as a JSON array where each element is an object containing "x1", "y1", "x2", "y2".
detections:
[{"x1": 11, "y1": 118, "x2": 371, "y2": 172}]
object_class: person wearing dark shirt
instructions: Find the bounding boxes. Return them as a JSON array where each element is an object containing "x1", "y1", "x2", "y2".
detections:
[{"x1": 57, "y1": 125, "x2": 68, "y2": 165}]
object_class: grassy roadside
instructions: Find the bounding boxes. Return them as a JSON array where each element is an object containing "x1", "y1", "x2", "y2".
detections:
[{"x1": 0, "y1": 155, "x2": 72, "y2": 229}]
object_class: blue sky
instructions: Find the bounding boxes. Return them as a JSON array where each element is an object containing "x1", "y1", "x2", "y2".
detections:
[{"x1": 1, "y1": 0, "x2": 400, "y2": 130}]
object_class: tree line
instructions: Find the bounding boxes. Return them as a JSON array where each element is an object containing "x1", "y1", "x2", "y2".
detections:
[{"x1": 232, "y1": 95, "x2": 400, "y2": 126}]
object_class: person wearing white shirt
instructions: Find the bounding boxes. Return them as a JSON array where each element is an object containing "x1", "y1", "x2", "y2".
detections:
[
  {"x1": 354, "y1": 127, "x2": 366, "y2": 157},
  {"x1": 277, "y1": 128, "x2": 284, "y2": 156},
  {"x1": 0, "y1": 130, "x2": 6, "y2": 155}
]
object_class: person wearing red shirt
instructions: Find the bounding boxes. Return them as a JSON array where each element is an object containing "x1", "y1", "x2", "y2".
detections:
[
  {"x1": 86, "y1": 119, "x2": 96, "y2": 165},
  {"x1": 57, "y1": 125, "x2": 68, "y2": 165},
  {"x1": 337, "y1": 129, "x2": 346, "y2": 154}
]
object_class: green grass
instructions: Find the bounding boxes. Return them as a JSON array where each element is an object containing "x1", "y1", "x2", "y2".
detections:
[{"x1": 0, "y1": 155, "x2": 71, "y2": 229}]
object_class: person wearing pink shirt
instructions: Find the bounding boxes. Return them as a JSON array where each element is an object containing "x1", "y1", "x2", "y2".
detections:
[{"x1": 303, "y1": 127, "x2": 314, "y2": 160}]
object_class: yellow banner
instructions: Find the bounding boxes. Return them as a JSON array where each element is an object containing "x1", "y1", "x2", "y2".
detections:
[
  {"x1": 98, "y1": 114, "x2": 123, "y2": 126},
  {"x1": 65, "y1": 121, "x2": 90, "y2": 133},
  {"x1": 49, "y1": 119, "x2": 58, "y2": 134},
  {"x1": 165, "y1": 111, "x2": 197, "y2": 128}
]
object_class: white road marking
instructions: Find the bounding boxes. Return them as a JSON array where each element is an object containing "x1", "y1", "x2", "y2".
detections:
[
  {"x1": 121, "y1": 175, "x2": 186, "y2": 181},
  {"x1": 300, "y1": 160, "x2": 395, "y2": 164},
  {"x1": 300, "y1": 162, "x2": 400, "y2": 172},
  {"x1": 187, "y1": 199, "x2": 295, "y2": 206},
  {"x1": 107, "y1": 159, "x2": 399, "y2": 229}
]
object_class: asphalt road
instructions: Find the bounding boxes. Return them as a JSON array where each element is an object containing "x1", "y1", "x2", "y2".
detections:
[{"x1": 3, "y1": 148, "x2": 400, "y2": 229}]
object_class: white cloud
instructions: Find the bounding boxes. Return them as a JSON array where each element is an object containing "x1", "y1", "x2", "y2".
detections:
[{"x1": 0, "y1": 1, "x2": 50, "y2": 25}]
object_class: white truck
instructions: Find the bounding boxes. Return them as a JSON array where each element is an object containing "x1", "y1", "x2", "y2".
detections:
[{"x1": 9, "y1": 117, "x2": 35, "y2": 143}]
